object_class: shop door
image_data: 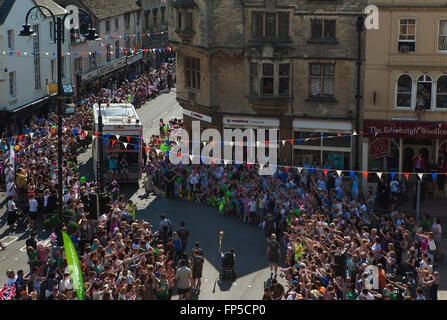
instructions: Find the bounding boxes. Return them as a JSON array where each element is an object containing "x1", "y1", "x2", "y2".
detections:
[
  {"x1": 419, "y1": 147, "x2": 429, "y2": 163},
  {"x1": 403, "y1": 147, "x2": 414, "y2": 172}
]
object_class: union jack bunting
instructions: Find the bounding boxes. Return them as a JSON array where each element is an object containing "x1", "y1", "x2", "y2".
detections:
[{"x1": 0, "y1": 285, "x2": 16, "y2": 300}]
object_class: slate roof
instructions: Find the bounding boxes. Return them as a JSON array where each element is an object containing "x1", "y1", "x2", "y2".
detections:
[
  {"x1": 0, "y1": 0, "x2": 15, "y2": 25},
  {"x1": 0, "y1": 0, "x2": 66, "y2": 25},
  {"x1": 33, "y1": 0, "x2": 67, "y2": 17}
]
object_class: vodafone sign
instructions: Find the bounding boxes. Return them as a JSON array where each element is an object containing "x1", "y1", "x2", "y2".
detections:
[
  {"x1": 182, "y1": 109, "x2": 212, "y2": 123},
  {"x1": 223, "y1": 117, "x2": 279, "y2": 127}
]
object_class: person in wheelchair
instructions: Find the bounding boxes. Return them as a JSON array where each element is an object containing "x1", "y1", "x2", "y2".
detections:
[{"x1": 220, "y1": 248, "x2": 236, "y2": 279}]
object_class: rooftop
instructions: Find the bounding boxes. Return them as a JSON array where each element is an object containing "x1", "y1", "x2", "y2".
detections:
[{"x1": 55, "y1": 0, "x2": 140, "y2": 20}]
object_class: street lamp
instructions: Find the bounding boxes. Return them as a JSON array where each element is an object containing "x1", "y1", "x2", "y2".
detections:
[
  {"x1": 354, "y1": 16, "x2": 365, "y2": 172},
  {"x1": 19, "y1": 6, "x2": 99, "y2": 238}
]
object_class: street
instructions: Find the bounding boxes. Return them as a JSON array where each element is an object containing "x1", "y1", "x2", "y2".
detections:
[{"x1": 0, "y1": 91, "x2": 285, "y2": 300}]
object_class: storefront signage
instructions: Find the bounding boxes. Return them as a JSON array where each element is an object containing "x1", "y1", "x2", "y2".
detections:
[
  {"x1": 370, "y1": 139, "x2": 389, "y2": 159},
  {"x1": 183, "y1": 109, "x2": 212, "y2": 123},
  {"x1": 127, "y1": 52, "x2": 143, "y2": 65},
  {"x1": 223, "y1": 117, "x2": 279, "y2": 127},
  {"x1": 364, "y1": 120, "x2": 447, "y2": 139},
  {"x1": 81, "y1": 56, "x2": 127, "y2": 82}
]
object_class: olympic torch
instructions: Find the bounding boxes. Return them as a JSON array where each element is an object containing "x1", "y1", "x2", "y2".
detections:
[{"x1": 219, "y1": 230, "x2": 224, "y2": 254}]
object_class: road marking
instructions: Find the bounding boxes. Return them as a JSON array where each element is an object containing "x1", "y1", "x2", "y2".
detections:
[
  {"x1": 0, "y1": 236, "x2": 19, "y2": 246},
  {"x1": 19, "y1": 239, "x2": 51, "y2": 252}
]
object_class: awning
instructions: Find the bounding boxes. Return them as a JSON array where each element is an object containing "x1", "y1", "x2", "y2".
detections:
[{"x1": 11, "y1": 93, "x2": 56, "y2": 113}]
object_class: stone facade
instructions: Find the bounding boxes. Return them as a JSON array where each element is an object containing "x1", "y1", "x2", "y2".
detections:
[{"x1": 169, "y1": 0, "x2": 367, "y2": 168}]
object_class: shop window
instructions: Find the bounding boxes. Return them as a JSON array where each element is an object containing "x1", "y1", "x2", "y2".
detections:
[
  {"x1": 293, "y1": 131, "x2": 321, "y2": 147},
  {"x1": 439, "y1": 20, "x2": 447, "y2": 52},
  {"x1": 398, "y1": 19, "x2": 416, "y2": 53},
  {"x1": 322, "y1": 133, "x2": 351, "y2": 148},
  {"x1": 416, "y1": 75, "x2": 433, "y2": 110},
  {"x1": 395, "y1": 74, "x2": 413, "y2": 108},
  {"x1": 322, "y1": 151, "x2": 350, "y2": 170},
  {"x1": 106, "y1": 20, "x2": 110, "y2": 33},
  {"x1": 115, "y1": 18, "x2": 119, "y2": 31},
  {"x1": 309, "y1": 63, "x2": 335, "y2": 97},
  {"x1": 436, "y1": 75, "x2": 447, "y2": 108}
]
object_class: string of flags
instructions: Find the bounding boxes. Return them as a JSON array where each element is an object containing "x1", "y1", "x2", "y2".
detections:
[
  {"x1": 70, "y1": 31, "x2": 168, "y2": 40},
  {"x1": 5, "y1": 126, "x2": 447, "y2": 181},
  {"x1": 1, "y1": 46, "x2": 174, "y2": 57}
]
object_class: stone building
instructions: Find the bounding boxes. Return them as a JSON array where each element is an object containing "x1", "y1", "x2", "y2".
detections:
[
  {"x1": 363, "y1": 0, "x2": 447, "y2": 194},
  {"x1": 168, "y1": 0, "x2": 367, "y2": 169}
]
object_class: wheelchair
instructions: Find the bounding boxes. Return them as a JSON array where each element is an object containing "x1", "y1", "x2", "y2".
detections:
[{"x1": 219, "y1": 251, "x2": 236, "y2": 280}]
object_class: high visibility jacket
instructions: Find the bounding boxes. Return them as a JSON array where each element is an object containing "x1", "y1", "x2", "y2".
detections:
[
  {"x1": 294, "y1": 243, "x2": 304, "y2": 263},
  {"x1": 126, "y1": 204, "x2": 136, "y2": 221}
]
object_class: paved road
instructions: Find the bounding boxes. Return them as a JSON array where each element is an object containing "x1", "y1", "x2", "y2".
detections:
[{"x1": 0, "y1": 91, "x2": 286, "y2": 300}]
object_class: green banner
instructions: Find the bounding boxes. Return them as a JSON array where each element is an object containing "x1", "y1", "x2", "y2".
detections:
[{"x1": 62, "y1": 231, "x2": 85, "y2": 300}]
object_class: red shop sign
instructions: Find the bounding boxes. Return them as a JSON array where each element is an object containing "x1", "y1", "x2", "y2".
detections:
[
  {"x1": 363, "y1": 120, "x2": 447, "y2": 139},
  {"x1": 370, "y1": 139, "x2": 389, "y2": 159}
]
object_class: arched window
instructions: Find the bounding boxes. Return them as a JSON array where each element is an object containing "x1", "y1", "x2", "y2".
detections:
[
  {"x1": 437, "y1": 75, "x2": 447, "y2": 109},
  {"x1": 396, "y1": 74, "x2": 413, "y2": 108},
  {"x1": 416, "y1": 75, "x2": 433, "y2": 110}
]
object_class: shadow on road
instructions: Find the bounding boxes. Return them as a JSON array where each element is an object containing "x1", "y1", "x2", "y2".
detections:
[{"x1": 128, "y1": 194, "x2": 272, "y2": 279}]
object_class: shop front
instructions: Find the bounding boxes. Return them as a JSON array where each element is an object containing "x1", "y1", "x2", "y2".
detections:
[
  {"x1": 78, "y1": 55, "x2": 128, "y2": 97},
  {"x1": 292, "y1": 119, "x2": 353, "y2": 170},
  {"x1": 126, "y1": 52, "x2": 144, "y2": 79},
  {"x1": 222, "y1": 116, "x2": 280, "y2": 162},
  {"x1": 363, "y1": 120, "x2": 447, "y2": 180}
]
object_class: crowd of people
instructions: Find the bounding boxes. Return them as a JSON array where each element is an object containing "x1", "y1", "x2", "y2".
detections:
[
  {"x1": 0, "y1": 57, "x2": 445, "y2": 300},
  {"x1": 0, "y1": 62, "x2": 208, "y2": 300},
  {"x1": 143, "y1": 130, "x2": 443, "y2": 300}
]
